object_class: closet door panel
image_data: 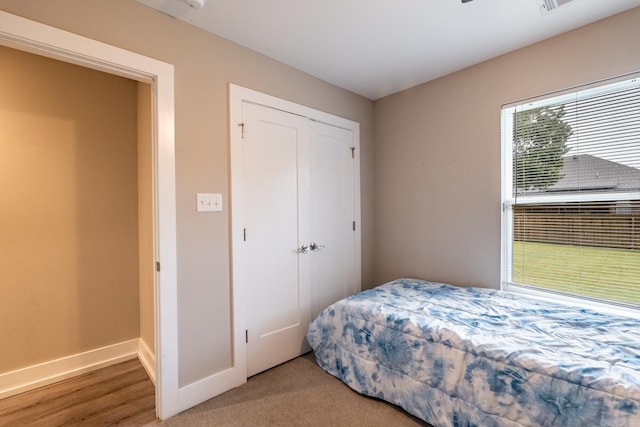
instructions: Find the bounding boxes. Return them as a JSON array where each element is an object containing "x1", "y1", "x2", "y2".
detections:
[
  {"x1": 308, "y1": 122, "x2": 356, "y2": 319},
  {"x1": 242, "y1": 102, "x2": 311, "y2": 377}
]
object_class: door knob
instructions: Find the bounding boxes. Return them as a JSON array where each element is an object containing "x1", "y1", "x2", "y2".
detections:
[
  {"x1": 309, "y1": 242, "x2": 325, "y2": 251},
  {"x1": 297, "y1": 244, "x2": 309, "y2": 253}
]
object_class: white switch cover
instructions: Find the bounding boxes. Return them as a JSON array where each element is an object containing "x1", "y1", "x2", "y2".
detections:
[{"x1": 197, "y1": 193, "x2": 223, "y2": 212}]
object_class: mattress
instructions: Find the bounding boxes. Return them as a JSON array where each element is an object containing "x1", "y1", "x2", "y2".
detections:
[{"x1": 306, "y1": 278, "x2": 640, "y2": 427}]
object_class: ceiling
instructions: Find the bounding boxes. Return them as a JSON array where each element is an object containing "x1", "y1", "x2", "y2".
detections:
[{"x1": 137, "y1": 0, "x2": 640, "y2": 100}]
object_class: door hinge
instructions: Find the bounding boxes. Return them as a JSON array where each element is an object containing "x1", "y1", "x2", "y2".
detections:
[
  {"x1": 245, "y1": 330, "x2": 248, "y2": 343},
  {"x1": 243, "y1": 228, "x2": 247, "y2": 241},
  {"x1": 350, "y1": 147, "x2": 355, "y2": 159},
  {"x1": 239, "y1": 122, "x2": 245, "y2": 139},
  {"x1": 155, "y1": 261, "x2": 161, "y2": 272},
  {"x1": 353, "y1": 221, "x2": 356, "y2": 231}
]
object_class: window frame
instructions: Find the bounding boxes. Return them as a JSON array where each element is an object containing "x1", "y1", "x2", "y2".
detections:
[{"x1": 500, "y1": 74, "x2": 640, "y2": 319}]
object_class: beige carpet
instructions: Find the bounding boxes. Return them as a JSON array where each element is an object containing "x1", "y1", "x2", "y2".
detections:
[{"x1": 148, "y1": 352, "x2": 432, "y2": 426}]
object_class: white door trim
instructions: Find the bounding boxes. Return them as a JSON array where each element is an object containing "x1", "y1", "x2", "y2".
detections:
[
  {"x1": 0, "y1": 11, "x2": 179, "y2": 420},
  {"x1": 229, "y1": 83, "x2": 361, "y2": 380}
]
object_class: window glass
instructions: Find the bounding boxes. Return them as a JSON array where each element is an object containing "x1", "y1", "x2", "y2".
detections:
[{"x1": 501, "y1": 75, "x2": 640, "y2": 308}]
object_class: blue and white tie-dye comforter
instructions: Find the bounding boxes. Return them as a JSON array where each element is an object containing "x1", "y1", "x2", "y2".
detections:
[{"x1": 306, "y1": 278, "x2": 640, "y2": 427}]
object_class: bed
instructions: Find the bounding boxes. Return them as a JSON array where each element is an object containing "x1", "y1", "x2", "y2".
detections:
[{"x1": 306, "y1": 278, "x2": 640, "y2": 427}]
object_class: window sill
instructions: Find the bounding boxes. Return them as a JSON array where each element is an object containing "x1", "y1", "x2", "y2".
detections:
[{"x1": 502, "y1": 281, "x2": 640, "y2": 320}]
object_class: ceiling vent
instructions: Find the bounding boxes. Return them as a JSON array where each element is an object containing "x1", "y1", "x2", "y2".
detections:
[
  {"x1": 181, "y1": 0, "x2": 206, "y2": 9},
  {"x1": 536, "y1": 0, "x2": 575, "y2": 14}
]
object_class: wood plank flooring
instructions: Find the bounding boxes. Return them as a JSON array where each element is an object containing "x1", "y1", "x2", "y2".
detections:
[{"x1": 0, "y1": 358, "x2": 157, "y2": 426}]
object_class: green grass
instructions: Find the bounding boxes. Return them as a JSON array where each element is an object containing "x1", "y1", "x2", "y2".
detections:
[{"x1": 512, "y1": 241, "x2": 640, "y2": 306}]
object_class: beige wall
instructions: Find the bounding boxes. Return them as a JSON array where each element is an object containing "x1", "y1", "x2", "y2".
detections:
[
  {"x1": 0, "y1": 0, "x2": 375, "y2": 387},
  {"x1": 0, "y1": 45, "x2": 140, "y2": 372},
  {"x1": 373, "y1": 8, "x2": 640, "y2": 289}
]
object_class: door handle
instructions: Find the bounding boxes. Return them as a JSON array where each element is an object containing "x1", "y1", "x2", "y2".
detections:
[{"x1": 298, "y1": 243, "x2": 325, "y2": 253}]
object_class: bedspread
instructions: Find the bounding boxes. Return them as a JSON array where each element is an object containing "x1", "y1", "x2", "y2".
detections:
[{"x1": 306, "y1": 278, "x2": 640, "y2": 427}]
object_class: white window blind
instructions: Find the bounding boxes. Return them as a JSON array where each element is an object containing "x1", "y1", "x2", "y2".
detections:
[{"x1": 501, "y1": 74, "x2": 640, "y2": 308}]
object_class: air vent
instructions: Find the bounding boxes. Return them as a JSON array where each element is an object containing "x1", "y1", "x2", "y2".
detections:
[
  {"x1": 536, "y1": 0, "x2": 574, "y2": 14},
  {"x1": 180, "y1": 0, "x2": 206, "y2": 9}
]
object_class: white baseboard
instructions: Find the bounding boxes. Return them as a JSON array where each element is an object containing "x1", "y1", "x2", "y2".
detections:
[
  {"x1": 177, "y1": 366, "x2": 245, "y2": 414},
  {"x1": 138, "y1": 338, "x2": 156, "y2": 386},
  {"x1": 0, "y1": 339, "x2": 140, "y2": 399}
]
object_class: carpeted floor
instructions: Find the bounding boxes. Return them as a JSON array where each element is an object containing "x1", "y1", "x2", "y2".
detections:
[{"x1": 148, "y1": 352, "x2": 432, "y2": 426}]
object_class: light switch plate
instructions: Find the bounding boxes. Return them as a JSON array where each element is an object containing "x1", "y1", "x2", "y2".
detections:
[{"x1": 196, "y1": 193, "x2": 222, "y2": 212}]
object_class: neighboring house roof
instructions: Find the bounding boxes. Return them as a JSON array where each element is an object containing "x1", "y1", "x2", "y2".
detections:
[{"x1": 544, "y1": 154, "x2": 640, "y2": 193}]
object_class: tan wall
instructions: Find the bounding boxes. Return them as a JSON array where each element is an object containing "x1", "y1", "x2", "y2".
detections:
[
  {"x1": 0, "y1": 45, "x2": 140, "y2": 372},
  {"x1": 373, "y1": 7, "x2": 640, "y2": 289},
  {"x1": 0, "y1": 0, "x2": 375, "y2": 387}
]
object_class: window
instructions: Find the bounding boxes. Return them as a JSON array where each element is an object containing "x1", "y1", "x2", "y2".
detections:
[{"x1": 501, "y1": 74, "x2": 640, "y2": 309}]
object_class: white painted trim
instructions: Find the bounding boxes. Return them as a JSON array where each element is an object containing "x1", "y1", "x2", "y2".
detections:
[
  {"x1": 229, "y1": 83, "x2": 362, "y2": 387},
  {"x1": 351, "y1": 122, "x2": 363, "y2": 296},
  {"x1": 138, "y1": 339, "x2": 157, "y2": 386},
  {"x1": 230, "y1": 85, "x2": 360, "y2": 131},
  {"x1": 177, "y1": 368, "x2": 242, "y2": 412},
  {"x1": 0, "y1": 11, "x2": 178, "y2": 420},
  {"x1": 0, "y1": 340, "x2": 139, "y2": 400},
  {"x1": 228, "y1": 85, "x2": 250, "y2": 386},
  {"x1": 504, "y1": 282, "x2": 640, "y2": 319}
]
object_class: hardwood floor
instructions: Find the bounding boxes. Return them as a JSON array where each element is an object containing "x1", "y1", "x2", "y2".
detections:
[{"x1": 0, "y1": 358, "x2": 157, "y2": 426}]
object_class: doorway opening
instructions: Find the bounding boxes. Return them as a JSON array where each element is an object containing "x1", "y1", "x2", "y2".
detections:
[
  {"x1": 0, "y1": 11, "x2": 178, "y2": 419},
  {"x1": 0, "y1": 43, "x2": 154, "y2": 390}
]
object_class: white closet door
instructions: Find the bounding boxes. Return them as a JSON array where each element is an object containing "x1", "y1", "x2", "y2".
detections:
[
  {"x1": 308, "y1": 121, "x2": 356, "y2": 319},
  {"x1": 239, "y1": 101, "x2": 357, "y2": 377},
  {"x1": 241, "y1": 102, "x2": 311, "y2": 377}
]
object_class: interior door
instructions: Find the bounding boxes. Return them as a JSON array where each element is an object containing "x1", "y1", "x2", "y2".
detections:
[
  {"x1": 308, "y1": 121, "x2": 356, "y2": 319},
  {"x1": 240, "y1": 101, "x2": 357, "y2": 377},
  {"x1": 241, "y1": 102, "x2": 311, "y2": 377}
]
